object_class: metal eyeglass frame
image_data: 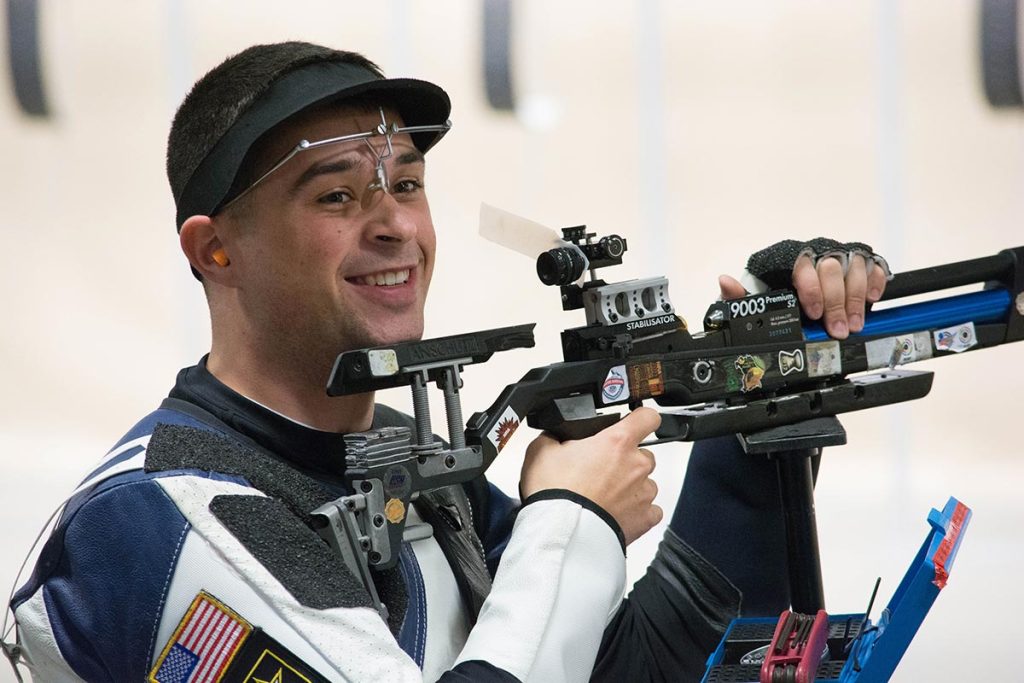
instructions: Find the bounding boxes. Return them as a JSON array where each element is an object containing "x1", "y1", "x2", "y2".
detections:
[{"x1": 219, "y1": 107, "x2": 452, "y2": 212}]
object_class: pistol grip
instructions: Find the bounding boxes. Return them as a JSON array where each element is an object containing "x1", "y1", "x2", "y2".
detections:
[{"x1": 527, "y1": 395, "x2": 621, "y2": 441}]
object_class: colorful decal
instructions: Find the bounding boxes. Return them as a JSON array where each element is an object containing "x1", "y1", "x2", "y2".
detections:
[
  {"x1": 778, "y1": 349, "x2": 805, "y2": 376},
  {"x1": 806, "y1": 341, "x2": 841, "y2": 377},
  {"x1": 865, "y1": 332, "x2": 933, "y2": 370},
  {"x1": 150, "y1": 591, "x2": 252, "y2": 683},
  {"x1": 934, "y1": 322, "x2": 977, "y2": 353},
  {"x1": 628, "y1": 361, "x2": 665, "y2": 401},
  {"x1": 734, "y1": 354, "x2": 767, "y2": 393},
  {"x1": 384, "y1": 498, "x2": 406, "y2": 524},
  {"x1": 488, "y1": 406, "x2": 521, "y2": 453},
  {"x1": 601, "y1": 365, "x2": 629, "y2": 404}
]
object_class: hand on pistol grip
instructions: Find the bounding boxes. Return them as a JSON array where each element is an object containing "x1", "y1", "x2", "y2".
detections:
[{"x1": 521, "y1": 407, "x2": 663, "y2": 546}]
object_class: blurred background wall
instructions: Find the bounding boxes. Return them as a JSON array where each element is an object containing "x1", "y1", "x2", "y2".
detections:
[{"x1": 1, "y1": 1, "x2": 1021, "y2": 680}]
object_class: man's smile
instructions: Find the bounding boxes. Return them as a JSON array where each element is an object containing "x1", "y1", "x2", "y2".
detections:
[{"x1": 349, "y1": 268, "x2": 411, "y2": 286}]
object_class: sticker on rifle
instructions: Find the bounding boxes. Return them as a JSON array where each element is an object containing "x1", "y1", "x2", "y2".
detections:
[
  {"x1": 806, "y1": 341, "x2": 841, "y2": 377},
  {"x1": 488, "y1": 406, "x2": 520, "y2": 453},
  {"x1": 778, "y1": 349, "x2": 805, "y2": 376},
  {"x1": 691, "y1": 360, "x2": 714, "y2": 385},
  {"x1": 367, "y1": 349, "x2": 399, "y2": 376},
  {"x1": 601, "y1": 365, "x2": 629, "y2": 404},
  {"x1": 383, "y1": 465, "x2": 412, "y2": 499},
  {"x1": 628, "y1": 361, "x2": 665, "y2": 400},
  {"x1": 866, "y1": 332, "x2": 932, "y2": 370},
  {"x1": 934, "y1": 323, "x2": 977, "y2": 353},
  {"x1": 733, "y1": 355, "x2": 767, "y2": 392}
]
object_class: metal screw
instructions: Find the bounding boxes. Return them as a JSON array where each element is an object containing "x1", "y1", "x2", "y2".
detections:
[
  {"x1": 609, "y1": 312, "x2": 618, "y2": 323},
  {"x1": 444, "y1": 454, "x2": 456, "y2": 468},
  {"x1": 373, "y1": 514, "x2": 385, "y2": 528}
]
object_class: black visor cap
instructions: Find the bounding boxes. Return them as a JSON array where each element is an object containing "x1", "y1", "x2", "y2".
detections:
[{"x1": 176, "y1": 61, "x2": 451, "y2": 229}]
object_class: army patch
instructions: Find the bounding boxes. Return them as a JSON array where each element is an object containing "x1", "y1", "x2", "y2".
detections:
[{"x1": 220, "y1": 628, "x2": 332, "y2": 683}]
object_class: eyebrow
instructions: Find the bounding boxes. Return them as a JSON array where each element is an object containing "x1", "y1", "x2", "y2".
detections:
[
  {"x1": 289, "y1": 157, "x2": 360, "y2": 195},
  {"x1": 289, "y1": 148, "x2": 427, "y2": 195},
  {"x1": 395, "y1": 149, "x2": 425, "y2": 166}
]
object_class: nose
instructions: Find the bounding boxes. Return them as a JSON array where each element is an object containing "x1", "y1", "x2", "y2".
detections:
[{"x1": 364, "y1": 191, "x2": 418, "y2": 245}]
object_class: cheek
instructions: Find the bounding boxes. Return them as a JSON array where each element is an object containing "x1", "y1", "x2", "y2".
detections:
[
  {"x1": 423, "y1": 230, "x2": 437, "y2": 279},
  {"x1": 418, "y1": 213, "x2": 438, "y2": 282}
]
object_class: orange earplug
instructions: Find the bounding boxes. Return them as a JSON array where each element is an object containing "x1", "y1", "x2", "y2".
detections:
[{"x1": 212, "y1": 249, "x2": 230, "y2": 267}]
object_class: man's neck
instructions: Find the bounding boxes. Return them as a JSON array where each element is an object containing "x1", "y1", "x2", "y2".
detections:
[{"x1": 205, "y1": 349, "x2": 375, "y2": 434}]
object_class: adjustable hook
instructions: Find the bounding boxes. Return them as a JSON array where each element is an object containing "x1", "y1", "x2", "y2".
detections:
[{"x1": 365, "y1": 107, "x2": 399, "y2": 194}]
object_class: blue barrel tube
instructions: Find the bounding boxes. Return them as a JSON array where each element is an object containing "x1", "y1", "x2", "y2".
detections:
[{"x1": 802, "y1": 288, "x2": 1012, "y2": 342}]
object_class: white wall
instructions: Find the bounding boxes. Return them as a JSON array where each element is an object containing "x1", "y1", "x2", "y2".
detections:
[{"x1": 1, "y1": 2, "x2": 1021, "y2": 680}]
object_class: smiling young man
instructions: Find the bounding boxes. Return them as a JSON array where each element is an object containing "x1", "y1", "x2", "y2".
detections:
[
  {"x1": 181, "y1": 103, "x2": 438, "y2": 434},
  {"x1": 8, "y1": 41, "x2": 887, "y2": 682}
]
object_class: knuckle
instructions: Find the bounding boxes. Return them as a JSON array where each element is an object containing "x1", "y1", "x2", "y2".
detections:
[
  {"x1": 816, "y1": 257, "x2": 843, "y2": 278},
  {"x1": 794, "y1": 267, "x2": 820, "y2": 292},
  {"x1": 650, "y1": 505, "x2": 664, "y2": 526},
  {"x1": 846, "y1": 292, "x2": 866, "y2": 311},
  {"x1": 825, "y1": 299, "x2": 847, "y2": 316}
]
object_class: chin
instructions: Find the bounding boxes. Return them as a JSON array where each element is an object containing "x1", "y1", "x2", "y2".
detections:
[{"x1": 357, "y1": 321, "x2": 425, "y2": 349}]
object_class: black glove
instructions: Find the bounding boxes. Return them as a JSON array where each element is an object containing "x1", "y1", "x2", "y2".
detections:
[{"x1": 744, "y1": 237, "x2": 893, "y2": 291}]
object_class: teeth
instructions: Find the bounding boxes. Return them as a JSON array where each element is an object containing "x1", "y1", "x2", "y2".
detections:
[{"x1": 361, "y1": 269, "x2": 409, "y2": 286}]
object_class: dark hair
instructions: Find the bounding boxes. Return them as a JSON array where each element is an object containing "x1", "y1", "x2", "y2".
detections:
[{"x1": 166, "y1": 42, "x2": 383, "y2": 209}]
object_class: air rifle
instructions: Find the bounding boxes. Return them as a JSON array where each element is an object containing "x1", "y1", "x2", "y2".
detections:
[{"x1": 313, "y1": 216, "x2": 1024, "y2": 620}]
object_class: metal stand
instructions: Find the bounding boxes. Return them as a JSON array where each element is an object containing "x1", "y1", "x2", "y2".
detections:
[{"x1": 738, "y1": 416, "x2": 847, "y2": 614}]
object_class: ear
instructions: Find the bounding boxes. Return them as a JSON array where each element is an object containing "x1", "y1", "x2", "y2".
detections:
[{"x1": 180, "y1": 215, "x2": 236, "y2": 286}]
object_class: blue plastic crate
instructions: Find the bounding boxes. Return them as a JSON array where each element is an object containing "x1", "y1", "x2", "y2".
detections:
[{"x1": 701, "y1": 497, "x2": 971, "y2": 683}]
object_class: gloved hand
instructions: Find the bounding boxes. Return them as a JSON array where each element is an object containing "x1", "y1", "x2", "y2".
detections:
[{"x1": 719, "y1": 238, "x2": 893, "y2": 339}]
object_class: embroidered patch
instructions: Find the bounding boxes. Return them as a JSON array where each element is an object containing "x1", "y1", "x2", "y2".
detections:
[
  {"x1": 221, "y1": 628, "x2": 332, "y2": 683},
  {"x1": 234, "y1": 649, "x2": 312, "y2": 682},
  {"x1": 150, "y1": 592, "x2": 252, "y2": 683}
]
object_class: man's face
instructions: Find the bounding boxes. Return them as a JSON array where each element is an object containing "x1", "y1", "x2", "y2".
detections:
[{"x1": 223, "y1": 105, "x2": 436, "y2": 364}]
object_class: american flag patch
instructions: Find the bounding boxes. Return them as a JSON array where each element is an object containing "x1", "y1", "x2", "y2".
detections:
[{"x1": 150, "y1": 591, "x2": 253, "y2": 683}]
